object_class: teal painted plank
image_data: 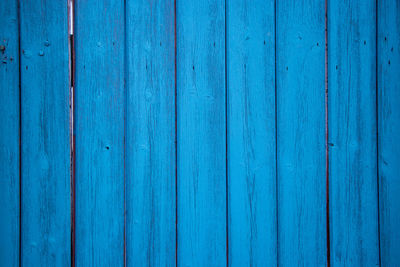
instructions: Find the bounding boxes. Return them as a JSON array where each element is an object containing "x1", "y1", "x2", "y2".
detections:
[
  {"x1": 227, "y1": 0, "x2": 277, "y2": 266},
  {"x1": 125, "y1": 0, "x2": 176, "y2": 266},
  {"x1": 74, "y1": 1, "x2": 125, "y2": 265},
  {"x1": 0, "y1": 0, "x2": 19, "y2": 265},
  {"x1": 328, "y1": 1, "x2": 379, "y2": 265},
  {"x1": 276, "y1": 1, "x2": 327, "y2": 266},
  {"x1": 177, "y1": 0, "x2": 226, "y2": 265},
  {"x1": 20, "y1": 0, "x2": 71, "y2": 265},
  {"x1": 378, "y1": 0, "x2": 400, "y2": 265}
]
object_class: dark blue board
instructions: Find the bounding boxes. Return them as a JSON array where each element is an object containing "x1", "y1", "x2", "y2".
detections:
[
  {"x1": 227, "y1": 0, "x2": 277, "y2": 266},
  {"x1": 20, "y1": 0, "x2": 71, "y2": 265},
  {"x1": 177, "y1": 0, "x2": 227, "y2": 265},
  {"x1": 74, "y1": 1, "x2": 125, "y2": 265},
  {"x1": 125, "y1": 0, "x2": 176, "y2": 266},
  {"x1": 276, "y1": 1, "x2": 327, "y2": 266},
  {"x1": 378, "y1": 0, "x2": 400, "y2": 265},
  {"x1": 328, "y1": 1, "x2": 379, "y2": 265},
  {"x1": 0, "y1": 0, "x2": 20, "y2": 265}
]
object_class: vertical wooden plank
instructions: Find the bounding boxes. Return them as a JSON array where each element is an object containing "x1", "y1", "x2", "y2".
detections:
[
  {"x1": 328, "y1": 1, "x2": 379, "y2": 265},
  {"x1": 177, "y1": 0, "x2": 226, "y2": 265},
  {"x1": 125, "y1": 0, "x2": 176, "y2": 266},
  {"x1": 20, "y1": 0, "x2": 70, "y2": 265},
  {"x1": 0, "y1": 0, "x2": 19, "y2": 265},
  {"x1": 74, "y1": 1, "x2": 125, "y2": 265},
  {"x1": 378, "y1": 0, "x2": 400, "y2": 265},
  {"x1": 276, "y1": 1, "x2": 327, "y2": 266},
  {"x1": 227, "y1": 0, "x2": 276, "y2": 265}
]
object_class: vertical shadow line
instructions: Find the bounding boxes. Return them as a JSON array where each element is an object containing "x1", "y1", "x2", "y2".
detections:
[
  {"x1": 375, "y1": 0, "x2": 381, "y2": 265},
  {"x1": 174, "y1": 0, "x2": 178, "y2": 266},
  {"x1": 274, "y1": 0, "x2": 279, "y2": 265},
  {"x1": 325, "y1": 0, "x2": 331, "y2": 266},
  {"x1": 17, "y1": 0, "x2": 22, "y2": 265},
  {"x1": 123, "y1": 0, "x2": 127, "y2": 266},
  {"x1": 225, "y1": 0, "x2": 229, "y2": 266},
  {"x1": 68, "y1": 0, "x2": 76, "y2": 266}
]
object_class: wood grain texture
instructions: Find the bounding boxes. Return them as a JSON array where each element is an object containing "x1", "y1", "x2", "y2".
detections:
[
  {"x1": 74, "y1": 1, "x2": 125, "y2": 265},
  {"x1": 176, "y1": 0, "x2": 226, "y2": 265},
  {"x1": 125, "y1": 1, "x2": 176, "y2": 266},
  {"x1": 378, "y1": 0, "x2": 400, "y2": 265},
  {"x1": 0, "y1": 0, "x2": 20, "y2": 265},
  {"x1": 328, "y1": 1, "x2": 379, "y2": 265},
  {"x1": 227, "y1": 0, "x2": 277, "y2": 266},
  {"x1": 276, "y1": 1, "x2": 327, "y2": 266},
  {"x1": 20, "y1": 0, "x2": 71, "y2": 265}
]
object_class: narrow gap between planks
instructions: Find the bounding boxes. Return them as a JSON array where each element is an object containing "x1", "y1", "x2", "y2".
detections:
[
  {"x1": 68, "y1": 0, "x2": 76, "y2": 266},
  {"x1": 375, "y1": 0, "x2": 382, "y2": 265},
  {"x1": 224, "y1": 0, "x2": 229, "y2": 266},
  {"x1": 324, "y1": 0, "x2": 331, "y2": 266},
  {"x1": 17, "y1": 0, "x2": 22, "y2": 264},
  {"x1": 274, "y1": 0, "x2": 279, "y2": 265},
  {"x1": 174, "y1": 0, "x2": 178, "y2": 266},
  {"x1": 123, "y1": 0, "x2": 128, "y2": 266}
]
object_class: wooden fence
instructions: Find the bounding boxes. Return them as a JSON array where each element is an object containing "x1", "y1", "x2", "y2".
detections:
[{"x1": 0, "y1": 0, "x2": 399, "y2": 266}]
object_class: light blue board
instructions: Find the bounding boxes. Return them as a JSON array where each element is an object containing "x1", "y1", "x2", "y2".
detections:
[
  {"x1": 20, "y1": 0, "x2": 71, "y2": 265},
  {"x1": 125, "y1": 0, "x2": 176, "y2": 266},
  {"x1": 227, "y1": 0, "x2": 277, "y2": 266},
  {"x1": 0, "y1": 0, "x2": 19, "y2": 266},
  {"x1": 276, "y1": 1, "x2": 327, "y2": 266},
  {"x1": 378, "y1": 0, "x2": 400, "y2": 265},
  {"x1": 328, "y1": 0, "x2": 379, "y2": 265},
  {"x1": 74, "y1": 0, "x2": 125, "y2": 265},
  {"x1": 177, "y1": 0, "x2": 227, "y2": 265}
]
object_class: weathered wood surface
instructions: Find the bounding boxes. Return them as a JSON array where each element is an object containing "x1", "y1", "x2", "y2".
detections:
[
  {"x1": 1, "y1": 1, "x2": 399, "y2": 266},
  {"x1": 125, "y1": 0, "x2": 176, "y2": 266},
  {"x1": 20, "y1": 0, "x2": 71, "y2": 265},
  {"x1": 328, "y1": 1, "x2": 380, "y2": 265},
  {"x1": 0, "y1": 0, "x2": 20, "y2": 266},
  {"x1": 176, "y1": 0, "x2": 227, "y2": 265},
  {"x1": 74, "y1": 1, "x2": 125, "y2": 265},
  {"x1": 378, "y1": 0, "x2": 400, "y2": 265},
  {"x1": 227, "y1": 0, "x2": 277, "y2": 266},
  {"x1": 276, "y1": 1, "x2": 327, "y2": 266}
]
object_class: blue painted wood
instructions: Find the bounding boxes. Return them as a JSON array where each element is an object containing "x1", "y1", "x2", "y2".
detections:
[
  {"x1": 2, "y1": 2, "x2": 400, "y2": 265},
  {"x1": 0, "y1": 0, "x2": 19, "y2": 265},
  {"x1": 125, "y1": 1, "x2": 176, "y2": 266},
  {"x1": 276, "y1": 1, "x2": 327, "y2": 266},
  {"x1": 378, "y1": 0, "x2": 400, "y2": 265},
  {"x1": 19, "y1": 0, "x2": 71, "y2": 265},
  {"x1": 74, "y1": 1, "x2": 125, "y2": 265},
  {"x1": 227, "y1": 0, "x2": 277, "y2": 266},
  {"x1": 328, "y1": 1, "x2": 379, "y2": 266},
  {"x1": 176, "y1": 0, "x2": 227, "y2": 265}
]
